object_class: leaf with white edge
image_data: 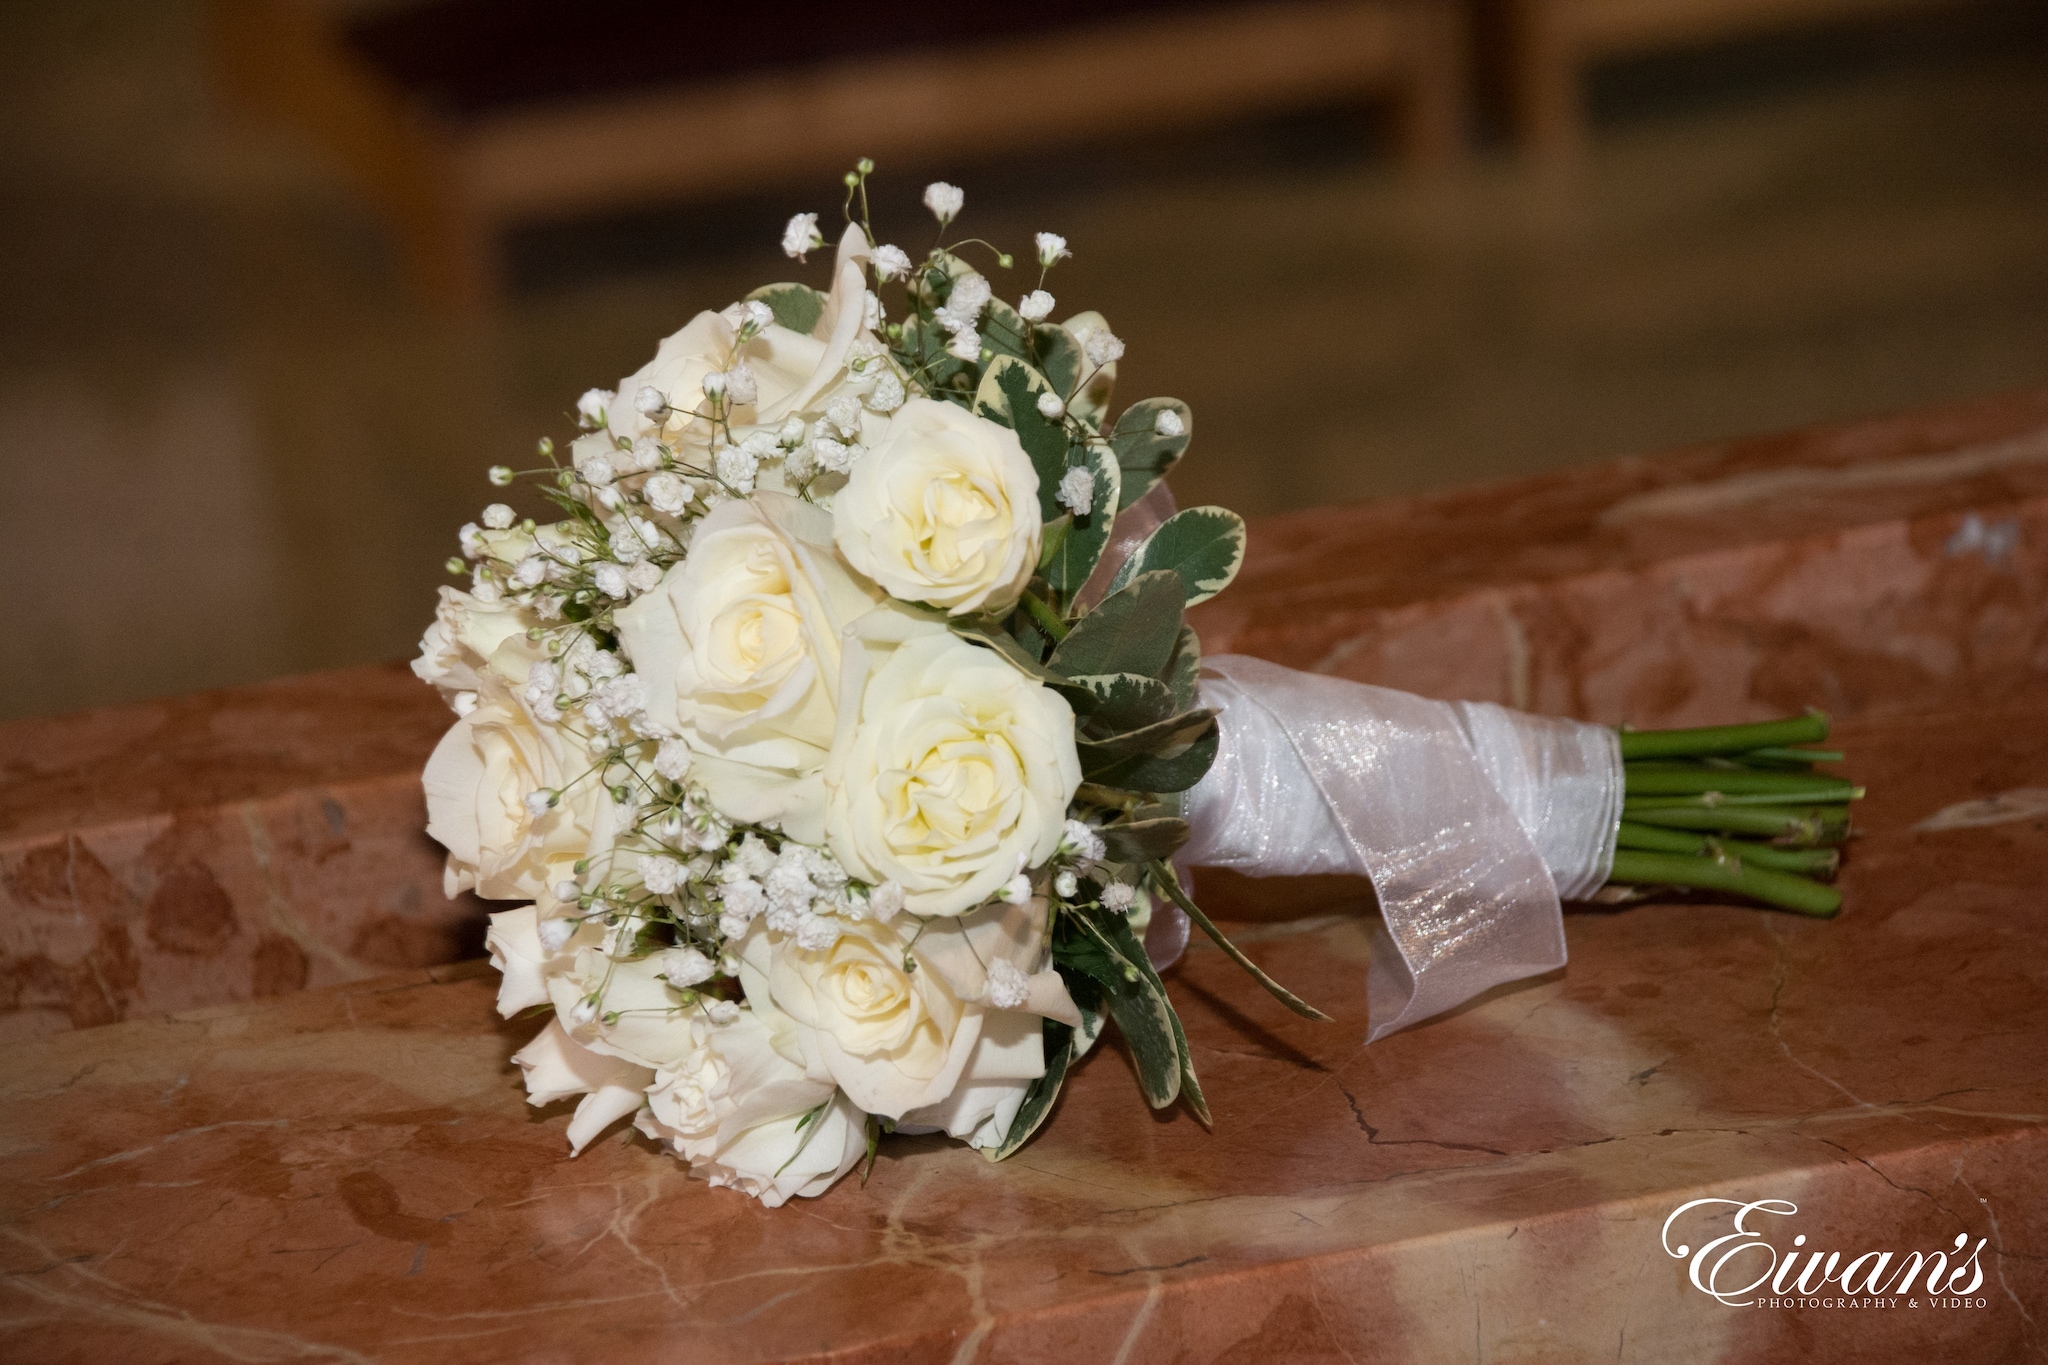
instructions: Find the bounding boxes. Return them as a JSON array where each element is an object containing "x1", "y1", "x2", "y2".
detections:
[
  {"x1": 1078, "y1": 708, "x2": 1217, "y2": 760},
  {"x1": 1163, "y1": 625, "x2": 1201, "y2": 711},
  {"x1": 981, "y1": 298, "x2": 1033, "y2": 363},
  {"x1": 1098, "y1": 817, "x2": 1191, "y2": 864},
  {"x1": 1109, "y1": 506, "x2": 1246, "y2": 607},
  {"x1": 1057, "y1": 672, "x2": 1176, "y2": 734},
  {"x1": 1111, "y1": 399, "x2": 1192, "y2": 511},
  {"x1": 1084, "y1": 725, "x2": 1219, "y2": 794},
  {"x1": 1042, "y1": 444, "x2": 1121, "y2": 595},
  {"x1": 745, "y1": 283, "x2": 826, "y2": 336},
  {"x1": 1148, "y1": 860, "x2": 1333, "y2": 1021},
  {"x1": 1072, "y1": 915, "x2": 1180, "y2": 1109},
  {"x1": 1048, "y1": 570, "x2": 1184, "y2": 681},
  {"x1": 985, "y1": 1019, "x2": 1074, "y2": 1161},
  {"x1": 973, "y1": 357, "x2": 1068, "y2": 519},
  {"x1": 1061, "y1": 311, "x2": 1117, "y2": 427},
  {"x1": 1033, "y1": 324, "x2": 1082, "y2": 404},
  {"x1": 895, "y1": 316, "x2": 971, "y2": 398},
  {"x1": 951, "y1": 622, "x2": 1060, "y2": 683},
  {"x1": 1099, "y1": 911, "x2": 1205, "y2": 1125}
]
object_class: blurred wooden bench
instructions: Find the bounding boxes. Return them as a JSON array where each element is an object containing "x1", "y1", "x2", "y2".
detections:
[
  {"x1": 207, "y1": 0, "x2": 1466, "y2": 311},
  {"x1": 1481, "y1": 0, "x2": 1983, "y2": 159}
]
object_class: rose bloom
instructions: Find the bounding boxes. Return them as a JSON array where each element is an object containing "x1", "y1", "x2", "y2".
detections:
[
  {"x1": 831, "y1": 398, "x2": 1040, "y2": 616},
  {"x1": 614, "y1": 493, "x2": 878, "y2": 844},
  {"x1": 825, "y1": 617, "x2": 1080, "y2": 916},
  {"x1": 736, "y1": 897, "x2": 1078, "y2": 1139},
  {"x1": 592, "y1": 224, "x2": 881, "y2": 455},
  {"x1": 423, "y1": 678, "x2": 617, "y2": 899},
  {"x1": 412, "y1": 584, "x2": 531, "y2": 698}
]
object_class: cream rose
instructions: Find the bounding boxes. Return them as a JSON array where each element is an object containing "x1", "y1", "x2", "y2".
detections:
[
  {"x1": 831, "y1": 398, "x2": 1041, "y2": 615},
  {"x1": 735, "y1": 896, "x2": 1076, "y2": 1125},
  {"x1": 603, "y1": 224, "x2": 879, "y2": 450},
  {"x1": 614, "y1": 492, "x2": 879, "y2": 843},
  {"x1": 635, "y1": 1010, "x2": 865, "y2": 1207},
  {"x1": 824, "y1": 619, "x2": 1080, "y2": 917},
  {"x1": 423, "y1": 679, "x2": 616, "y2": 899}
]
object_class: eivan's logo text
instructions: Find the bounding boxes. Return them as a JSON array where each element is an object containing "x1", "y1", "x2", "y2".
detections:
[{"x1": 1662, "y1": 1198, "x2": 1987, "y2": 1308}]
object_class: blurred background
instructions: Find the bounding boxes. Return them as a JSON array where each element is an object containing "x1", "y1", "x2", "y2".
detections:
[{"x1": 2, "y1": 0, "x2": 2044, "y2": 723}]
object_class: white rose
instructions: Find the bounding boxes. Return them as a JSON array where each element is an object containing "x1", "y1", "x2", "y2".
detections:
[
  {"x1": 614, "y1": 493, "x2": 879, "y2": 843},
  {"x1": 824, "y1": 619, "x2": 1080, "y2": 917},
  {"x1": 831, "y1": 398, "x2": 1041, "y2": 615},
  {"x1": 412, "y1": 585, "x2": 531, "y2": 698},
  {"x1": 735, "y1": 895, "x2": 1077, "y2": 1124},
  {"x1": 636, "y1": 1008, "x2": 865, "y2": 1207},
  {"x1": 423, "y1": 679, "x2": 616, "y2": 899},
  {"x1": 511, "y1": 1019, "x2": 653, "y2": 1156},
  {"x1": 605, "y1": 225, "x2": 881, "y2": 453}
]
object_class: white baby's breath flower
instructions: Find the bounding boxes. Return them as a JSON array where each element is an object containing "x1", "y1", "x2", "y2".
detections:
[
  {"x1": 1053, "y1": 869, "x2": 1079, "y2": 899},
  {"x1": 524, "y1": 789, "x2": 555, "y2": 819},
  {"x1": 627, "y1": 560, "x2": 663, "y2": 594},
  {"x1": 724, "y1": 363, "x2": 758, "y2": 406},
  {"x1": 1017, "y1": 290, "x2": 1054, "y2": 322},
  {"x1": 701, "y1": 371, "x2": 728, "y2": 403},
  {"x1": 812, "y1": 436, "x2": 855, "y2": 474},
  {"x1": 660, "y1": 946, "x2": 716, "y2": 989},
  {"x1": 488, "y1": 465, "x2": 515, "y2": 487},
  {"x1": 653, "y1": 738, "x2": 692, "y2": 782},
  {"x1": 777, "y1": 416, "x2": 808, "y2": 447},
  {"x1": 580, "y1": 452, "x2": 615, "y2": 487},
  {"x1": 866, "y1": 880, "x2": 904, "y2": 923},
  {"x1": 513, "y1": 555, "x2": 547, "y2": 588},
  {"x1": 577, "y1": 388, "x2": 613, "y2": 429},
  {"x1": 643, "y1": 471, "x2": 691, "y2": 516},
  {"x1": 872, "y1": 244, "x2": 911, "y2": 280},
  {"x1": 1036, "y1": 390, "x2": 1065, "y2": 420},
  {"x1": 640, "y1": 854, "x2": 686, "y2": 896},
  {"x1": 922, "y1": 181, "x2": 964, "y2": 225},
  {"x1": 1055, "y1": 466, "x2": 1094, "y2": 518},
  {"x1": 1082, "y1": 327, "x2": 1125, "y2": 367},
  {"x1": 996, "y1": 870, "x2": 1032, "y2": 905},
  {"x1": 482, "y1": 503, "x2": 515, "y2": 530},
  {"x1": 1062, "y1": 818, "x2": 1105, "y2": 865},
  {"x1": 1100, "y1": 883, "x2": 1136, "y2": 913},
  {"x1": 538, "y1": 916, "x2": 577, "y2": 952},
  {"x1": 826, "y1": 395, "x2": 862, "y2": 438},
  {"x1": 594, "y1": 563, "x2": 630, "y2": 599},
  {"x1": 867, "y1": 372, "x2": 905, "y2": 412},
  {"x1": 1034, "y1": 232, "x2": 1069, "y2": 267},
  {"x1": 781, "y1": 212, "x2": 822, "y2": 260},
  {"x1": 628, "y1": 436, "x2": 666, "y2": 472},
  {"x1": 714, "y1": 445, "x2": 759, "y2": 494},
  {"x1": 458, "y1": 522, "x2": 484, "y2": 559},
  {"x1": 1154, "y1": 408, "x2": 1186, "y2": 438},
  {"x1": 704, "y1": 998, "x2": 740, "y2": 1025},
  {"x1": 946, "y1": 328, "x2": 981, "y2": 362},
  {"x1": 634, "y1": 385, "x2": 668, "y2": 419},
  {"x1": 935, "y1": 272, "x2": 990, "y2": 332},
  {"x1": 986, "y1": 957, "x2": 1030, "y2": 1010}
]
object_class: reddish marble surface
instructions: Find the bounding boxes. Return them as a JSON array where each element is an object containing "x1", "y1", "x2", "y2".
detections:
[
  {"x1": 0, "y1": 700, "x2": 2041, "y2": 1361},
  {"x1": 5, "y1": 390, "x2": 2046, "y2": 1032}
]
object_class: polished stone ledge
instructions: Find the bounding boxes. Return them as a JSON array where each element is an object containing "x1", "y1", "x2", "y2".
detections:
[
  {"x1": 0, "y1": 700, "x2": 2040, "y2": 1361},
  {"x1": 4, "y1": 389, "x2": 2046, "y2": 1033}
]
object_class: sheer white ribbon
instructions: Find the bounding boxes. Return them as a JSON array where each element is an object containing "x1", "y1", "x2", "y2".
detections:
[{"x1": 1180, "y1": 657, "x2": 1622, "y2": 1038}]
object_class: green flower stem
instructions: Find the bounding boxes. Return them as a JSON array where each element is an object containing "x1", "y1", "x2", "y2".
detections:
[
  {"x1": 1614, "y1": 821, "x2": 1840, "y2": 876},
  {"x1": 1623, "y1": 787, "x2": 1863, "y2": 808},
  {"x1": 1621, "y1": 803, "x2": 1850, "y2": 844},
  {"x1": 1740, "y1": 746, "x2": 1844, "y2": 765},
  {"x1": 1623, "y1": 767, "x2": 1857, "y2": 800},
  {"x1": 1607, "y1": 850, "x2": 1841, "y2": 917},
  {"x1": 1019, "y1": 589, "x2": 1070, "y2": 641},
  {"x1": 1616, "y1": 713, "x2": 1828, "y2": 759}
]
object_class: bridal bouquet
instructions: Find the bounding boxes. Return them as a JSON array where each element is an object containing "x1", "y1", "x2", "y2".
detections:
[{"x1": 417, "y1": 167, "x2": 1859, "y2": 1206}]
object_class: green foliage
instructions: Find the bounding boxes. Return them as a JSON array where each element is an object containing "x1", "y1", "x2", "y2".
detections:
[
  {"x1": 973, "y1": 357, "x2": 1071, "y2": 520},
  {"x1": 744, "y1": 282, "x2": 826, "y2": 336},
  {"x1": 1056, "y1": 672, "x2": 1177, "y2": 735},
  {"x1": 1068, "y1": 914, "x2": 1183, "y2": 1110},
  {"x1": 1080, "y1": 724, "x2": 1219, "y2": 793},
  {"x1": 1048, "y1": 570, "x2": 1184, "y2": 680},
  {"x1": 1097, "y1": 817, "x2": 1191, "y2": 864},
  {"x1": 985, "y1": 1018, "x2": 1076, "y2": 1161},
  {"x1": 1109, "y1": 507, "x2": 1247, "y2": 607},
  {"x1": 1110, "y1": 399, "x2": 1192, "y2": 510},
  {"x1": 1162, "y1": 626, "x2": 1202, "y2": 711},
  {"x1": 1033, "y1": 324, "x2": 1083, "y2": 402},
  {"x1": 1041, "y1": 445, "x2": 1121, "y2": 595}
]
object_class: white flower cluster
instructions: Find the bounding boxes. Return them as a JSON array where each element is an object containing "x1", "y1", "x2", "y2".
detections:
[{"x1": 423, "y1": 178, "x2": 1159, "y2": 1208}]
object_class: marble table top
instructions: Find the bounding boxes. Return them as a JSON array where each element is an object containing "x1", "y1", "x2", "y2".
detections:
[{"x1": 2, "y1": 699, "x2": 2041, "y2": 1362}]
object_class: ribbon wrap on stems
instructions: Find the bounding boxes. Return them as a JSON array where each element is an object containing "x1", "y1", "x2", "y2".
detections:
[{"x1": 1179, "y1": 656, "x2": 1624, "y2": 1040}]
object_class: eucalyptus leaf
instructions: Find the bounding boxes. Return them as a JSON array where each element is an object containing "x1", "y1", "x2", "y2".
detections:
[
  {"x1": 1048, "y1": 570, "x2": 1184, "y2": 680},
  {"x1": 1111, "y1": 399, "x2": 1192, "y2": 511},
  {"x1": 973, "y1": 357, "x2": 1069, "y2": 518},
  {"x1": 985, "y1": 1019, "x2": 1074, "y2": 1161},
  {"x1": 1109, "y1": 506, "x2": 1247, "y2": 607},
  {"x1": 744, "y1": 282, "x2": 826, "y2": 336},
  {"x1": 1042, "y1": 445, "x2": 1121, "y2": 596}
]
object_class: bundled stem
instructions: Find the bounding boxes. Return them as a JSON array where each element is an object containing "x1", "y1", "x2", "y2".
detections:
[{"x1": 1604, "y1": 713, "x2": 1857, "y2": 916}]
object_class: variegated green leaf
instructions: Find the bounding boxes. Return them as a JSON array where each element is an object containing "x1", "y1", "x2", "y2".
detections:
[
  {"x1": 1056, "y1": 672, "x2": 1176, "y2": 733},
  {"x1": 1048, "y1": 570, "x2": 1183, "y2": 680},
  {"x1": 1110, "y1": 399, "x2": 1192, "y2": 511},
  {"x1": 973, "y1": 357, "x2": 1069, "y2": 519},
  {"x1": 1109, "y1": 506, "x2": 1246, "y2": 607},
  {"x1": 746, "y1": 282, "x2": 827, "y2": 336},
  {"x1": 1042, "y1": 444, "x2": 1121, "y2": 595}
]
